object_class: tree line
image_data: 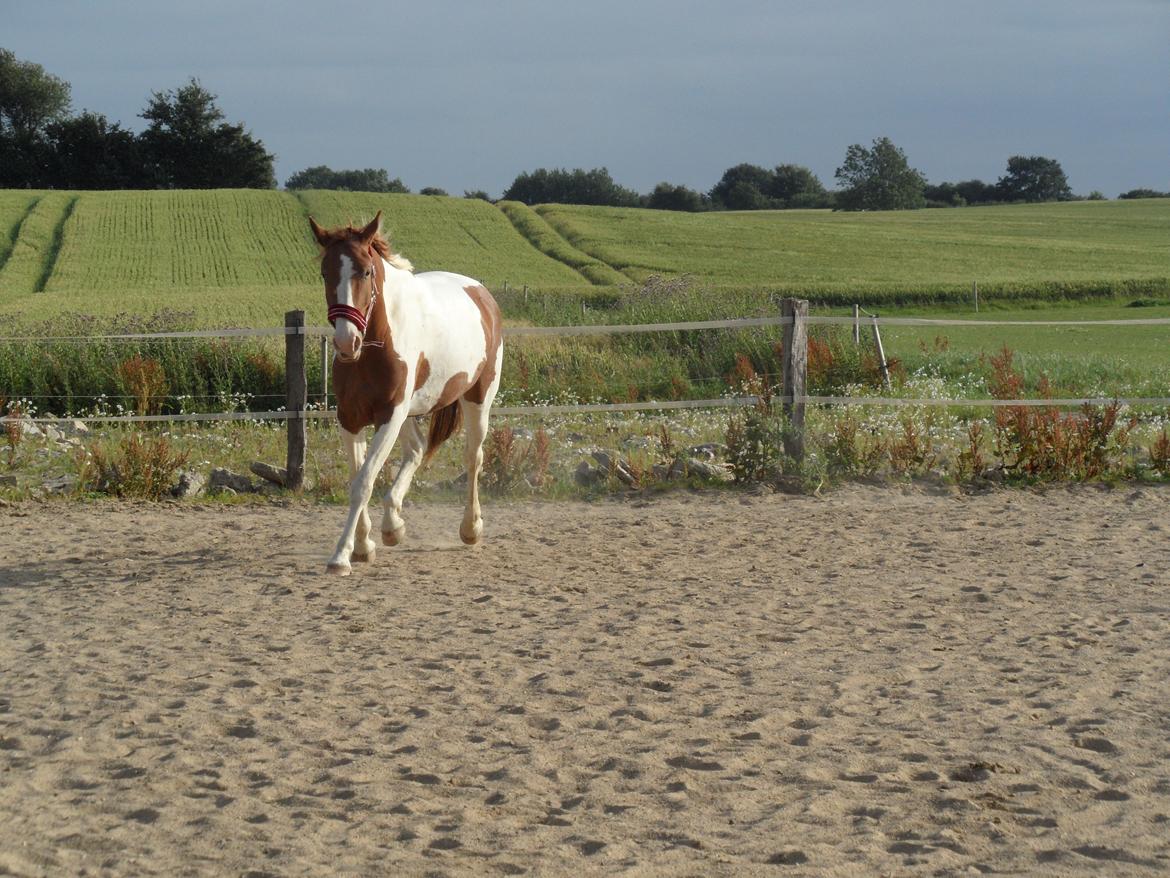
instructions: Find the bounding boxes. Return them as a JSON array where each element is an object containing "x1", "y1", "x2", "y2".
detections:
[
  {"x1": 0, "y1": 50, "x2": 274, "y2": 189},
  {"x1": 3, "y1": 48, "x2": 1166, "y2": 210}
]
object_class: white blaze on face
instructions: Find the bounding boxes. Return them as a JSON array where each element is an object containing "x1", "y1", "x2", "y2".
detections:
[{"x1": 333, "y1": 254, "x2": 362, "y2": 355}]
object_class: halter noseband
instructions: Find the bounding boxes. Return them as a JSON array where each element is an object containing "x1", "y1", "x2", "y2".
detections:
[{"x1": 327, "y1": 263, "x2": 380, "y2": 336}]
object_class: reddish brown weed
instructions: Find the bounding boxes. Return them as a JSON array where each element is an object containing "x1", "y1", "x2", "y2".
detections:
[
  {"x1": 116, "y1": 355, "x2": 168, "y2": 416},
  {"x1": 1150, "y1": 428, "x2": 1170, "y2": 477}
]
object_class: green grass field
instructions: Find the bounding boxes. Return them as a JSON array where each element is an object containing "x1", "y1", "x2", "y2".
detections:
[
  {"x1": 1, "y1": 191, "x2": 1167, "y2": 328},
  {"x1": 537, "y1": 199, "x2": 1170, "y2": 299}
]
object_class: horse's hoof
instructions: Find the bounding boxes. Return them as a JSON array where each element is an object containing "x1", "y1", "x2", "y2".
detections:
[
  {"x1": 350, "y1": 546, "x2": 375, "y2": 563},
  {"x1": 326, "y1": 562, "x2": 352, "y2": 577},
  {"x1": 459, "y1": 520, "x2": 482, "y2": 545},
  {"x1": 382, "y1": 527, "x2": 405, "y2": 547}
]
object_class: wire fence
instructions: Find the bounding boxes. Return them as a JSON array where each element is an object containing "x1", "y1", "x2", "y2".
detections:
[{"x1": 5, "y1": 311, "x2": 1170, "y2": 426}]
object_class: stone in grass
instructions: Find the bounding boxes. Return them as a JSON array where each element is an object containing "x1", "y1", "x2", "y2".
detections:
[
  {"x1": 57, "y1": 420, "x2": 89, "y2": 436},
  {"x1": 574, "y1": 461, "x2": 603, "y2": 487},
  {"x1": 0, "y1": 474, "x2": 16, "y2": 488},
  {"x1": 42, "y1": 475, "x2": 77, "y2": 494},
  {"x1": 687, "y1": 459, "x2": 733, "y2": 482},
  {"x1": 209, "y1": 468, "x2": 255, "y2": 494},
  {"x1": 1, "y1": 416, "x2": 42, "y2": 439},
  {"x1": 768, "y1": 850, "x2": 809, "y2": 866},
  {"x1": 171, "y1": 470, "x2": 206, "y2": 499},
  {"x1": 591, "y1": 451, "x2": 636, "y2": 486},
  {"x1": 249, "y1": 461, "x2": 288, "y2": 487}
]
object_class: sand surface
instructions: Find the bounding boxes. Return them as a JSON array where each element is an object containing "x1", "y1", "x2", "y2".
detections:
[{"x1": 2, "y1": 485, "x2": 1169, "y2": 876}]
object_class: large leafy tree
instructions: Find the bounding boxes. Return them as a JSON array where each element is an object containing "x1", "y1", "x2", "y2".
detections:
[
  {"x1": 834, "y1": 137, "x2": 926, "y2": 211},
  {"x1": 0, "y1": 48, "x2": 72, "y2": 186},
  {"x1": 768, "y1": 164, "x2": 828, "y2": 208},
  {"x1": 710, "y1": 163, "x2": 775, "y2": 210},
  {"x1": 139, "y1": 79, "x2": 275, "y2": 188},
  {"x1": 0, "y1": 48, "x2": 71, "y2": 137},
  {"x1": 995, "y1": 155, "x2": 1073, "y2": 203}
]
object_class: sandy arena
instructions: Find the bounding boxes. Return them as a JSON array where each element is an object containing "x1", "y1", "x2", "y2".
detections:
[{"x1": 2, "y1": 485, "x2": 1169, "y2": 876}]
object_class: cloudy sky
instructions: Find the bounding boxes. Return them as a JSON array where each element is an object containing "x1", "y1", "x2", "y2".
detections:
[{"x1": 6, "y1": 0, "x2": 1167, "y2": 197}]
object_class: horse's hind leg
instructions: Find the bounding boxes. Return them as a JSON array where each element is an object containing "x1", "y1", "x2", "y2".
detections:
[
  {"x1": 381, "y1": 418, "x2": 425, "y2": 546},
  {"x1": 341, "y1": 427, "x2": 377, "y2": 563},
  {"x1": 458, "y1": 399, "x2": 492, "y2": 545}
]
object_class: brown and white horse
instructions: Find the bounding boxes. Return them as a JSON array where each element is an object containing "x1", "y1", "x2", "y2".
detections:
[{"x1": 309, "y1": 211, "x2": 503, "y2": 575}]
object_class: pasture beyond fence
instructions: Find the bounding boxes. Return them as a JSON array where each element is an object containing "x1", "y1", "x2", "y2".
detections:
[{"x1": 5, "y1": 300, "x2": 1170, "y2": 482}]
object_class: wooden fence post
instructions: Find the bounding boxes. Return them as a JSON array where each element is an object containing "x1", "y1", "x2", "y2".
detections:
[
  {"x1": 852, "y1": 304, "x2": 861, "y2": 346},
  {"x1": 285, "y1": 310, "x2": 306, "y2": 491},
  {"x1": 781, "y1": 298, "x2": 808, "y2": 462}
]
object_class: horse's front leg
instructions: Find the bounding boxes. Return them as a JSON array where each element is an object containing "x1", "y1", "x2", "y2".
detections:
[
  {"x1": 341, "y1": 427, "x2": 377, "y2": 564},
  {"x1": 328, "y1": 410, "x2": 409, "y2": 575},
  {"x1": 381, "y1": 418, "x2": 425, "y2": 546}
]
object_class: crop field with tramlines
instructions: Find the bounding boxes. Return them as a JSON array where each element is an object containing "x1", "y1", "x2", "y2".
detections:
[
  {"x1": 294, "y1": 191, "x2": 588, "y2": 290},
  {"x1": 0, "y1": 189, "x2": 590, "y2": 327},
  {"x1": 535, "y1": 198, "x2": 1170, "y2": 302},
  {"x1": 0, "y1": 191, "x2": 1167, "y2": 327}
]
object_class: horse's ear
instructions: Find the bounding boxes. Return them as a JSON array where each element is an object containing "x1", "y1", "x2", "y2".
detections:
[
  {"x1": 358, "y1": 210, "x2": 382, "y2": 245},
  {"x1": 308, "y1": 216, "x2": 330, "y2": 247}
]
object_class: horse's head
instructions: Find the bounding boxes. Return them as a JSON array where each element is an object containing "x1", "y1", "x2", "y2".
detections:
[{"x1": 309, "y1": 211, "x2": 384, "y2": 363}]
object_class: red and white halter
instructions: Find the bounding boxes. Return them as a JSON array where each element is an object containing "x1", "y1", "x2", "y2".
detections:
[{"x1": 327, "y1": 263, "x2": 380, "y2": 336}]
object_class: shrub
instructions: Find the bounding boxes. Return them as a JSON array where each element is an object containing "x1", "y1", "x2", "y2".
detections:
[
  {"x1": 988, "y1": 346, "x2": 1136, "y2": 480},
  {"x1": 116, "y1": 355, "x2": 168, "y2": 415},
  {"x1": 824, "y1": 410, "x2": 885, "y2": 477},
  {"x1": 481, "y1": 427, "x2": 550, "y2": 495},
  {"x1": 1150, "y1": 429, "x2": 1170, "y2": 477},
  {"x1": 725, "y1": 386, "x2": 789, "y2": 484},
  {"x1": 82, "y1": 432, "x2": 189, "y2": 499},
  {"x1": 3, "y1": 398, "x2": 23, "y2": 467}
]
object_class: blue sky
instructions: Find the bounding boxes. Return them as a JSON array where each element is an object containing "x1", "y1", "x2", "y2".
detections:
[{"x1": 6, "y1": 0, "x2": 1167, "y2": 197}]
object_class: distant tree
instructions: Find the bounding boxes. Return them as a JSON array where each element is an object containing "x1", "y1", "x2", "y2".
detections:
[
  {"x1": 768, "y1": 164, "x2": 828, "y2": 208},
  {"x1": 995, "y1": 155, "x2": 1072, "y2": 203},
  {"x1": 503, "y1": 167, "x2": 639, "y2": 207},
  {"x1": 647, "y1": 181, "x2": 704, "y2": 212},
  {"x1": 139, "y1": 79, "x2": 275, "y2": 188},
  {"x1": 0, "y1": 48, "x2": 71, "y2": 138},
  {"x1": 1086, "y1": 190, "x2": 1106, "y2": 201},
  {"x1": 954, "y1": 179, "x2": 998, "y2": 205},
  {"x1": 0, "y1": 48, "x2": 73, "y2": 186},
  {"x1": 834, "y1": 137, "x2": 926, "y2": 211},
  {"x1": 923, "y1": 181, "x2": 965, "y2": 207},
  {"x1": 44, "y1": 111, "x2": 142, "y2": 189},
  {"x1": 710, "y1": 163, "x2": 775, "y2": 210},
  {"x1": 419, "y1": 186, "x2": 448, "y2": 196},
  {"x1": 1118, "y1": 188, "x2": 1169, "y2": 200},
  {"x1": 284, "y1": 165, "x2": 408, "y2": 192},
  {"x1": 463, "y1": 189, "x2": 492, "y2": 201}
]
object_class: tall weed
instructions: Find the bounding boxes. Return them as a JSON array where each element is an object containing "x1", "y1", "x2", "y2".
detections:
[
  {"x1": 988, "y1": 345, "x2": 1136, "y2": 480},
  {"x1": 83, "y1": 432, "x2": 190, "y2": 499}
]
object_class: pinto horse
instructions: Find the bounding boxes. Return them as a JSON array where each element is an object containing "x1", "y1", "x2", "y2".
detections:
[{"x1": 309, "y1": 211, "x2": 503, "y2": 575}]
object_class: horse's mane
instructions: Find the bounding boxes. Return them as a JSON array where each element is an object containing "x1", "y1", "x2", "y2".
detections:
[{"x1": 318, "y1": 221, "x2": 414, "y2": 273}]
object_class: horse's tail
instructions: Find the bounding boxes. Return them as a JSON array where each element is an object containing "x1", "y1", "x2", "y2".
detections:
[{"x1": 425, "y1": 400, "x2": 462, "y2": 463}]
